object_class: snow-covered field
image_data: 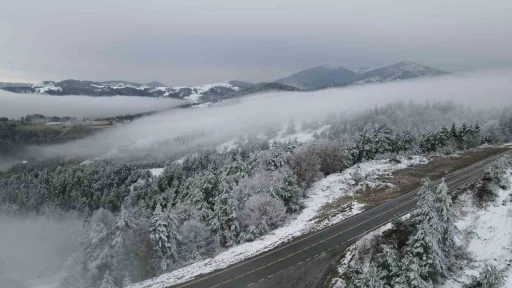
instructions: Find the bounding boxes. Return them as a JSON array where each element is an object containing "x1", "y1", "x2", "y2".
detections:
[{"x1": 131, "y1": 156, "x2": 428, "y2": 288}]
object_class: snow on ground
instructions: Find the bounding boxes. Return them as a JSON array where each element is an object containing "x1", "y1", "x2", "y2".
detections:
[
  {"x1": 149, "y1": 168, "x2": 166, "y2": 178},
  {"x1": 331, "y1": 222, "x2": 394, "y2": 288},
  {"x1": 178, "y1": 81, "x2": 239, "y2": 103},
  {"x1": 130, "y1": 155, "x2": 428, "y2": 288},
  {"x1": 272, "y1": 125, "x2": 331, "y2": 143},
  {"x1": 442, "y1": 169, "x2": 512, "y2": 287}
]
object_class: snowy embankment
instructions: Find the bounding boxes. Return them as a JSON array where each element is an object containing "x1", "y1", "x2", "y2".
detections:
[
  {"x1": 442, "y1": 169, "x2": 512, "y2": 287},
  {"x1": 131, "y1": 156, "x2": 427, "y2": 288}
]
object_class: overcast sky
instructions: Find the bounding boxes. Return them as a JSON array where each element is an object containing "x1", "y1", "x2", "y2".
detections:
[{"x1": 1, "y1": 0, "x2": 511, "y2": 86}]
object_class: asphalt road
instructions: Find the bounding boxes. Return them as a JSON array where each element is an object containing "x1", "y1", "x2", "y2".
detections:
[{"x1": 176, "y1": 151, "x2": 509, "y2": 288}]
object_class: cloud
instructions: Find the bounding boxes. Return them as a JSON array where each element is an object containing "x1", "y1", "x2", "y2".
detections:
[
  {"x1": 30, "y1": 69, "x2": 512, "y2": 161},
  {"x1": 1, "y1": 0, "x2": 512, "y2": 85},
  {"x1": 0, "y1": 91, "x2": 185, "y2": 119}
]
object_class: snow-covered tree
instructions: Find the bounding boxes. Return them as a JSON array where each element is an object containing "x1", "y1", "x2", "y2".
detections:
[
  {"x1": 434, "y1": 180, "x2": 459, "y2": 268},
  {"x1": 399, "y1": 179, "x2": 447, "y2": 285},
  {"x1": 178, "y1": 219, "x2": 218, "y2": 263},
  {"x1": 376, "y1": 245, "x2": 399, "y2": 285},
  {"x1": 464, "y1": 264, "x2": 506, "y2": 288},
  {"x1": 209, "y1": 182, "x2": 240, "y2": 247},
  {"x1": 150, "y1": 204, "x2": 179, "y2": 272},
  {"x1": 346, "y1": 263, "x2": 388, "y2": 288},
  {"x1": 270, "y1": 168, "x2": 303, "y2": 213},
  {"x1": 100, "y1": 271, "x2": 118, "y2": 288},
  {"x1": 288, "y1": 146, "x2": 321, "y2": 188},
  {"x1": 267, "y1": 142, "x2": 286, "y2": 171},
  {"x1": 239, "y1": 193, "x2": 286, "y2": 230}
]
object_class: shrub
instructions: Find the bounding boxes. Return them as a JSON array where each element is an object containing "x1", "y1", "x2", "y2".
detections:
[
  {"x1": 288, "y1": 146, "x2": 322, "y2": 188},
  {"x1": 239, "y1": 194, "x2": 286, "y2": 230},
  {"x1": 312, "y1": 140, "x2": 348, "y2": 175},
  {"x1": 464, "y1": 264, "x2": 505, "y2": 288}
]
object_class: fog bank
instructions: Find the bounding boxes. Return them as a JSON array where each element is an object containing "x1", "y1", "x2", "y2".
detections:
[
  {"x1": 28, "y1": 69, "x2": 512, "y2": 160},
  {"x1": 0, "y1": 213, "x2": 84, "y2": 288},
  {"x1": 0, "y1": 92, "x2": 185, "y2": 119}
]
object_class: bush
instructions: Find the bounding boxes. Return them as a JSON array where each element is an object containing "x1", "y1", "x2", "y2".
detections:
[
  {"x1": 312, "y1": 140, "x2": 348, "y2": 175},
  {"x1": 239, "y1": 194, "x2": 286, "y2": 230},
  {"x1": 288, "y1": 146, "x2": 322, "y2": 188},
  {"x1": 464, "y1": 264, "x2": 505, "y2": 288}
]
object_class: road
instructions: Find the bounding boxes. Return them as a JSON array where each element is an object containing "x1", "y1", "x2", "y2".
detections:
[{"x1": 176, "y1": 151, "x2": 509, "y2": 288}]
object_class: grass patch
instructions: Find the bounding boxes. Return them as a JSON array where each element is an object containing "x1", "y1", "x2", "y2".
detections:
[
  {"x1": 355, "y1": 147, "x2": 510, "y2": 209},
  {"x1": 314, "y1": 195, "x2": 353, "y2": 224}
]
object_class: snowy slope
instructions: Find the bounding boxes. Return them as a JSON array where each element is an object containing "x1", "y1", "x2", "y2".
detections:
[
  {"x1": 355, "y1": 61, "x2": 447, "y2": 84},
  {"x1": 2, "y1": 79, "x2": 249, "y2": 103},
  {"x1": 130, "y1": 156, "x2": 428, "y2": 288},
  {"x1": 441, "y1": 169, "x2": 512, "y2": 287}
]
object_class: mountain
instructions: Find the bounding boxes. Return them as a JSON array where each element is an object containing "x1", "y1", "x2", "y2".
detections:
[
  {"x1": 0, "y1": 82, "x2": 32, "y2": 88},
  {"x1": 352, "y1": 67, "x2": 373, "y2": 74},
  {"x1": 2, "y1": 79, "x2": 254, "y2": 103},
  {"x1": 145, "y1": 81, "x2": 167, "y2": 87},
  {"x1": 230, "y1": 82, "x2": 303, "y2": 98},
  {"x1": 275, "y1": 65, "x2": 360, "y2": 89},
  {"x1": 356, "y1": 61, "x2": 448, "y2": 84}
]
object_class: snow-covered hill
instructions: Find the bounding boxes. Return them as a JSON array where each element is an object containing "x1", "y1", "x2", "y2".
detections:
[
  {"x1": 355, "y1": 61, "x2": 448, "y2": 84},
  {"x1": 2, "y1": 80, "x2": 253, "y2": 104}
]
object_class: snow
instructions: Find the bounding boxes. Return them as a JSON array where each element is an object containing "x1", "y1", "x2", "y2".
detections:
[
  {"x1": 33, "y1": 82, "x2": 63, "y2": 94},
  {"x1": 178, "y1": 81, "x2": 239, "y2": 103},
  {"x1": 149, "y1": 168, "x2": 165, "y2": 178},
  {"x1": 130, "y1": 155, "x2": 428, "y2": 288},
  {"x1": 272, "y1": 125, "x2": 330, "y2": 143},
  {"x1": 441, "y1": 169, "x2": 512, "y2": 287},
  {"x1": 191, "y1": 102, "x2": 213, "y2": 108}
]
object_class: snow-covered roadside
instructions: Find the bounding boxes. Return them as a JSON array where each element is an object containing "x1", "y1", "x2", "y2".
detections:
[
  {"x1": 441, "y1": 170, "x2": 512, "y2": 287},
  {"x1": 331, "y1": 223, "x2": 393, "y2": 288},
  {"x1": 130, "y1": 156, "x2": 428, "y2": 288}
]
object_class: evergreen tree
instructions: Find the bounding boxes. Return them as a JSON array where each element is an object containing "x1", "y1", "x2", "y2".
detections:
[
  {"x1": 267, "y1": 142, "x2": 286, "y2": 171},
  {"x1": 347, "y1": 263, "x2": 388, "y2": 288},
  {"x1": 400, "y1": 179, "x2": 447, "y2": 285},
  {"x1": 376, "y1": 245, "x2": 399, "y2": 285},
  {"x1": 209, "y1": 182, "x2": 240, "y2": 247},
  {"x1": 150, "y1": 204, "x2": 179, "y2": 272},
  {"x1": 434, "y1": 180, "x2": 459, "y2": 268},
  {"x1": 464, "y1": 264, "x2": 506, "y2": 288},
  {"x1": 100, "y1": 271, "x2": 118, "y2": 288}
]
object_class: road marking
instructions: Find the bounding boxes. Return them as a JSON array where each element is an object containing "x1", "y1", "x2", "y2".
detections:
[
  {"x1": 176, "y1": 150, "x2": 510, "y2": 288},
  {"x1": 203, "y1": 197, "x2": 417, "y2": 287}
]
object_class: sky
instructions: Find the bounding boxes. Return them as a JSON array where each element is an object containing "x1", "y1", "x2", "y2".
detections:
[{"x1": 1, "y1": 0, "x2": 511, "y2": 86}]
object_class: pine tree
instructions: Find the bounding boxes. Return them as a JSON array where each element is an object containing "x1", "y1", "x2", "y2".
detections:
[
  {"x1": 209, "y1": 182, "x2": 240, "y2": 247},
  {"x1": 464, "y1": 264, "x2": 506, "y2": 288},
  {"x1": 270, "y1": 169, "x2": 303, "y2": 213},
  {"x1": 376, "y1": 245, "x2": 399, "y2": 285},
  {"x1": 434, "y1": 180, "x2": 459, "y2": 268},
  {"x1": 100, "y1": 270, "x2": 118, "y2": 288},
  {"x1": 347, "y1": 263, "x2": 388, "y2": 288},
  {"x1": 267, "y1": 142, "x2": 285, "y2": 171},
  {"x1": 400, "y1": 179, "x2": 447, "y2": 285},
  {"x1": 150, "y1": 204, "x2": 180, "y2": 272}
]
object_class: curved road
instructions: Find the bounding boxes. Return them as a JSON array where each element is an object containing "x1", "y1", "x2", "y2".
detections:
[{"x1": 175, "y1": 151, "x2": 509, "y2": 288}]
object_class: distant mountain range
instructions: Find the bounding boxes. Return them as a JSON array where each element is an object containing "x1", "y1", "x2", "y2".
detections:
[
  {"x1": 275, "y1": 61, "x2": 447, "y2": 89},
  {"x1": 1, "y1": 61, "x2": 447, "y2": 103}
]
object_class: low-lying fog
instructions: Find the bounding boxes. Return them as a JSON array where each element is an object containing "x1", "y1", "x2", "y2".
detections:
[
  {"x1": 29, "y1": 69, "x2": 512, "y2": 161},
  {"x1": 0, "y1": 92, "x2": 185, "y2": 119},
  {"x1": 0, "y1": 213, "x2": 84, "y2": 288}
]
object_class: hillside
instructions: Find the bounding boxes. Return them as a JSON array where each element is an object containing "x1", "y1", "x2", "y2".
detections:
[
  {"x1": 2, "y1": 80, "x2": 253, "y2": 103},
  {"x1": 356, "y1": 61, "x2": 448, "y2": 84},
  {"x1": 275, "y1": 65, "x2": 360, "y2": 89}
]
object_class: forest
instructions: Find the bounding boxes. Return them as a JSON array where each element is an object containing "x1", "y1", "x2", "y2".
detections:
[{"x1": 1, "y1": 101, "x2": 512, "y2": 287}]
